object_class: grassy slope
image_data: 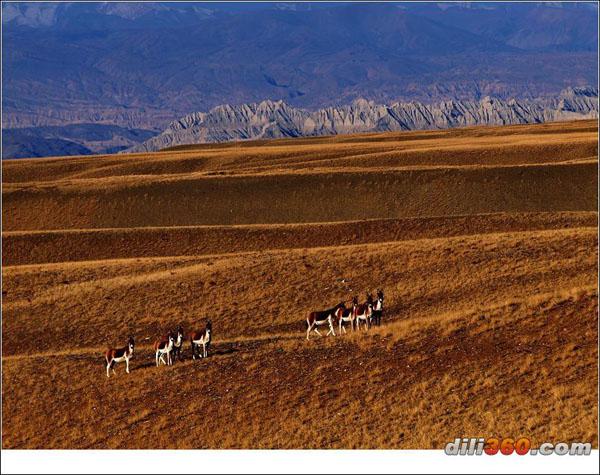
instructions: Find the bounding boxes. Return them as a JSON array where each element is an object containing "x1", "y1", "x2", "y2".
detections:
[{"x1": 2, "y1": 120, "x2": 598, "y2": 448}]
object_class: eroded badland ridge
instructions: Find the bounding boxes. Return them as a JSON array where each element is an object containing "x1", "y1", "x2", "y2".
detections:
[{"x1": 129, "y1": 87, "x2": 598, "y2": 152}]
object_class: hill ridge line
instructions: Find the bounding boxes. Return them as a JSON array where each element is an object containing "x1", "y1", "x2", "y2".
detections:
[
  {"x1": 3, "y1": 211, "x2": 597, "y2": 235},
  {"x1": 4, "y1": 159, "x2": 598, "y2": 191}
]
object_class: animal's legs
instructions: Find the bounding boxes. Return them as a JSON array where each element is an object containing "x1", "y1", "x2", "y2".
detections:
[
  {"x1": 327, "y1": 317, "x2": 336, "y2": 337},
  {"x1": 306, "y1": 322, "x2": 314, "y2": 340}
]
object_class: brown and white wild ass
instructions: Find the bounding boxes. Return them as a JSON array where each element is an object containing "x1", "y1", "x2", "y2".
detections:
[
  {"x1": 335, "y1": 302, "x2": 355, "y2": 334},
  {"x1": 371, "y1": 289, "x2": 384, "y2": 326},
  {"x1": 171, "y1": 326, "x2": 184, "y2": 362},
  {"x1": 306, "y1": 302, "x2": 344, "y2": 340},
  {"x1": 154, "y1": 332, "x2": 175, "y2": 366},
  {"x1": 189, "y1": 320, "x2": 212, "y2": 359},
  {"x1": 353, "y1": 294, "x2": 374, "y2": 330},
  {"x1": 105, "y1": 336, "x2": 134, "y2": 378}
]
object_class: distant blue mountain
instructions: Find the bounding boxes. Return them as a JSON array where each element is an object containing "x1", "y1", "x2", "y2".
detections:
[
  {"x1": 2, "y1": 124, "x2": 156, "y2": 158},
  {"x1": 2, "y1": 2, "x2": 597, "y2": 158}
]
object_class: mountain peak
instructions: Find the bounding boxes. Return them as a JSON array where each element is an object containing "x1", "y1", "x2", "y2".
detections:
[
  {"x1": 257, "y1": 99, "x2": 287, "y2": 110},
  {"x1": 352, "y1": 97, "x2": 375, "y2": 108}
]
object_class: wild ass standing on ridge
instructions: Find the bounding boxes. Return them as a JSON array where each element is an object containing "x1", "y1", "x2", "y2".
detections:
[
  {"x1": 190, "y1": 320, "x2": 212, "y2": 359},
  {"x1": 306, "y1": 302, "x2": 345, "y2": 340},
  {"x1": 371, "y1": 289, "x2": 385, "y2": 326},
  {"x1": 105, "y1": 336, "x2": 134, "y2": 378},
  {"x1": 154, "y1": 333, "x2": 175, "y2": 366},
  {"x1": 353, "y1": 294, "x2": 374, "y2": 330}
]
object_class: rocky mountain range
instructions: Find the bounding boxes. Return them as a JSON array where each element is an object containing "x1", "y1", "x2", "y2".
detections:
[{"x1": 128, "y1": 87, "x2": 599, "y2": 153}]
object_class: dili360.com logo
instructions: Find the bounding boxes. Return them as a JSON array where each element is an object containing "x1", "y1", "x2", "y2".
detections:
[{"x1": 444, "y1": 437, "x2": 592, "y2": 456}]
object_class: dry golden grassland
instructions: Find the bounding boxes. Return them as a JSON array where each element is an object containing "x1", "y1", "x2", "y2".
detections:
[{"x1": 2, "y1": 120, "x2": 598, "y2": 448}]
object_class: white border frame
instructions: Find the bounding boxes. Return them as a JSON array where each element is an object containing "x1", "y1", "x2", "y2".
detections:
[{"x1": 1, "y1": 1, "x2": 599, "y2": 474}]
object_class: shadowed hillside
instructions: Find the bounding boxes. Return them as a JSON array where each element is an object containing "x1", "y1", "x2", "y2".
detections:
[{"x1": 2, "y1": 121, "x2": 597, "y2": 230}]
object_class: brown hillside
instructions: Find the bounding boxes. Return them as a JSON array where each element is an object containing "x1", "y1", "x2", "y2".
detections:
[
  {"x1": 3, "y1": 212, "x2": 597, "y2": 266},
  {"x1": 2, "y1": 120, "x2": 598, "y2": 449}
]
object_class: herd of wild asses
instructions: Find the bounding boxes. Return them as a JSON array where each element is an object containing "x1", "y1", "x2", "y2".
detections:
[
  {"x1": 104, "y1": 289, "x2": 384, "y2": 378},
  {"x1": 105, "y1": 320, "x2": 212, "y2": 378},
  {"x1": 306, "y1": 289, "x2": 385, "y2": 340}
]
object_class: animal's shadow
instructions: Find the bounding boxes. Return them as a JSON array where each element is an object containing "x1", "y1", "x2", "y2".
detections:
[
  {"x1": 211, "y1": 346, "x2": 238, "y2": 356},
  {"x1": 109, "y1": 345, "x2": 239, "y2": 372}
]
